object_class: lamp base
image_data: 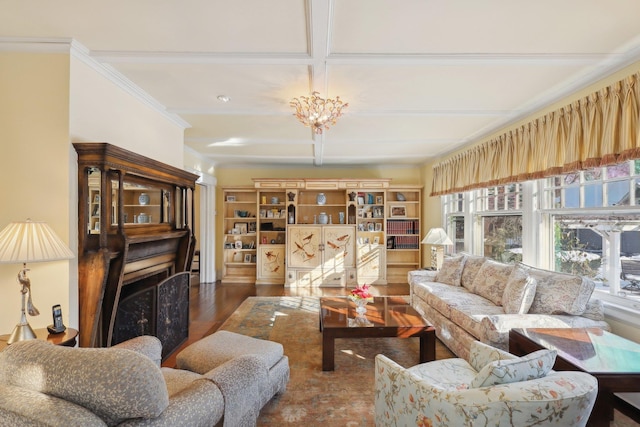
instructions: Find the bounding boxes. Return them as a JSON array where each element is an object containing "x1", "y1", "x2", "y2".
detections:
[{"x1": 7, "y1": 322, "x2": 37, "y2": 344}]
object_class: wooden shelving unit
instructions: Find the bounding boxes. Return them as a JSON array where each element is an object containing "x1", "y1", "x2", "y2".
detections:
[
  {"x1": 221, "y1": 187, "x2": 257, "y2": 284},
  {"x1": 220, "y1": 179, "x2": 421, "y2": 286}
]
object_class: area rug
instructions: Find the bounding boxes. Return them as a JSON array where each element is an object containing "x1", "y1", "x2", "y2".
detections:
[{"x1": 219, "y1": 296, "x2": 455, "y2": 426}]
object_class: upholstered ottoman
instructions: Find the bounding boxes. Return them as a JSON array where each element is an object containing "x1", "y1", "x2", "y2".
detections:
[{"x1": 176, "y1": 330, "x2": 289, "y2": 406}]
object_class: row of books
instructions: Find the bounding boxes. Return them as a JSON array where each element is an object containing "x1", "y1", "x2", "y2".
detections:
[
  {"x1": 386, "y1": 235, "x2": 420, "y2": 249},
  {"x1": 386, "y1": 219, "x2": 420, "y2": 235}
]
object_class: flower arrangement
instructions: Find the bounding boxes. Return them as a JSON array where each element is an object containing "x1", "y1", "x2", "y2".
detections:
[{"x1": 349, "y1": 283, "x2": 373, "y2": 302}]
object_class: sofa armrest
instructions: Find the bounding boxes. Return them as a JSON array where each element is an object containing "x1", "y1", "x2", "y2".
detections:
[
  {"x1": 117, "y1": 379, "x2": 224, "y2": 427},
  {"x1": 112, "y1": 335, "x2": 163, "y2": 367},
  {"x1": 467, "y1": 341, "x2": 517, "y2": 372},
  {"x1": 203, "y1": 354, "x2": 268, "y2": 427},
  {"x1": 0, "y1": 384, "x2": 107, "y2": 427}
]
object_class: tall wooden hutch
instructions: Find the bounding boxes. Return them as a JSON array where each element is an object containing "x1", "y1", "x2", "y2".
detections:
[{"x1": 74, "y1": 143, "x2": 198, "y2": 358}]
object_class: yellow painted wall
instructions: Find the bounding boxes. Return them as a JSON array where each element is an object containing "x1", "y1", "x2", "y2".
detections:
[
  {"x1": 0, "y1": 52, "x2": 73, "y2": 333},
  {"x1": 214, "y1": 166, "x2": 422, "y2": 275},
  {"x1": 0, "y1": 49, "x2": 187, "y2": 337}
]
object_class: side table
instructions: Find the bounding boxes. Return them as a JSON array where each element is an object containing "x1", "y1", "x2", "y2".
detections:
[
  {"x1": 509, "y1": 327, "x2": 640, "y2": 427},
  {"x1": 0, "y1": 327, "x2": 78, "y2": 351}
]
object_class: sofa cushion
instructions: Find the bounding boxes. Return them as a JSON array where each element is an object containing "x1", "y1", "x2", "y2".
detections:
[
  {"x1": 460, "y1": 254, "x2": 486, "y2": 289},
  {"x1": 408, "y1": 358, "x2": 478, "y2": 391},
  {"x1": 469, "y1": 259, "x2": 514, "y2": 305},
  {"x1": 412, "y1": 281, "x2": 470, "y2": 318},
  {"x1": 520, "y1": 263, "x2": 595, "y2": 315},
  {"x1": 448, "y1": 300, "x2": 505, "y2": 340},
  {"x1": 177, "y1": 330, "x2": 284, "y2": 375},
  {"x1": 435, "y1": 256, "x2": 466, "y2": 286},
  {"x1": 469, "y1": 348, "x2": 557, "y2": 388},
  {"x1": 502, "y1": 265, "x2": 537, "y2": 314},
  {"x1": 0, "y1": 340, "x2": 169, "y2": 425}
]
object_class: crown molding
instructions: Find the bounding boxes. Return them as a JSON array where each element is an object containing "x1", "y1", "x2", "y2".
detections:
[{"x1": 0, "y1": 37, "x2": 190, "y2": 129}]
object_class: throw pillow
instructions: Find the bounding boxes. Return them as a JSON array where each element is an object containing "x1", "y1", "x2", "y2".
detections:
[
  {"x1": 435, "y1": 256, "x2": 466, "y2": 286},
  {"x1": 470, "y1": 348, "x2": 557, "y2": 388},
  {"x1": 502, "y1": 265, "x2": 537, "y2": 314},
  {"x1": 469, "y1": 259, "x2": 514, "y2": 306},
  {"x1": 460, "y1": 254, "x2": 487, "y2": 290},
  {"x1": 520, "y1": 263, "x2": 595, "y2": 315}
]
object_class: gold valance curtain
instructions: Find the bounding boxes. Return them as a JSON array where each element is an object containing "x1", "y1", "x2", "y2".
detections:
[{"x1": 431, "y1": 72, "x2": 640, "y2": 196}]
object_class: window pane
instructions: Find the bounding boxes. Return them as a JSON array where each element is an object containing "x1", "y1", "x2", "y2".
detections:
[
  {"x1": 564, "y1": 187, "x2": 579, "y2": 208},
  {"x1": 584, "y1": 168, "x2": 602, "y2": 182},
  {"x1": 607, "y1": 162, "x2": 630, "y2": 179},
  {"x1": 482, "y1": 215, "x2": 522, "y2": 263},
  {"x1": 636, "y1": 160, "x2": 640, "y2": 175},
  {"x1": 554, "y1": 223, "x2": 602, "y2": 280},
  {"x1": 564, "y1": 173, "x2": 579, "y2": 185},
  {"x1": 450, "y1": 216, "x2": 465, "y2": 253},
  {"x1": 608, "y1": 181, "x2": 630, "y2": 206},
  {"x1": 584, "y1": 184, "x2": 602, "y2": 207}
]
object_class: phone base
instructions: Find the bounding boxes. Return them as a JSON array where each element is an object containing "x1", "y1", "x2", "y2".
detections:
[{"x1": 47, "y1": 324, "x2": 66, "y2": 334}]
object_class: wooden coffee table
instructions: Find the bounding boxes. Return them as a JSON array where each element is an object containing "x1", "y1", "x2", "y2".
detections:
[
  {"x1": 509, "y1": 328, "x2": 640, "y2": 427},
  {"x1": 319, "y1": 296, "x2": 435, "y2": 371}
]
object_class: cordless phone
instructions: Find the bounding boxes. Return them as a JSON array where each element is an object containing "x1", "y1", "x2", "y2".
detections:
[{"x1": 47, "y1": 304, "x2": 66, "y2": 334}]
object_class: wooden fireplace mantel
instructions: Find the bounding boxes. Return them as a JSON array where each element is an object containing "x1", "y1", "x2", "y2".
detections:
[{"x1": 74, "y1": 143, "x2": 198, "y2": 354}]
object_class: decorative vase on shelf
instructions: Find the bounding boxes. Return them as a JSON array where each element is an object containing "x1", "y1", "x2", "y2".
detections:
[
  {"x1": 316, "y1": 192, "x2": 326, "y2": 205},
  {"x1": 318, "y1": 212, "x2": 328, "y2": 224},
  {"x1": 138, "y1": 212, "x2": 149, "y2": 223},
  {"x1": 139, "y1": 193, "x2": 150, "y2": 205}
]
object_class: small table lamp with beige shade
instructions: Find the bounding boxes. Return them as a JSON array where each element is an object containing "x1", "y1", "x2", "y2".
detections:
[
  {"x1": 421, "y1": 227, "x2": 453, "y2": 270},
  {"x1": 0, "y1": 219, "x2": 74, "y2": 344}
]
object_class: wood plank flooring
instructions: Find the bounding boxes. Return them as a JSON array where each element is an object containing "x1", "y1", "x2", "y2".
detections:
[{"x1": 162, "y1": 277, "x2": 409, "y2": 367}]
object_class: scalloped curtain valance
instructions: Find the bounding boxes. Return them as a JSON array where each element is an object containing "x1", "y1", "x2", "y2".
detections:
[{"x1": 431, "y1": 72, "x2": 640, "y2": 196}]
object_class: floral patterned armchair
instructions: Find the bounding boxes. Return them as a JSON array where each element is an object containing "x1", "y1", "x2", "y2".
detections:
[{"x1": 375, "y1": 341, "x2": 598, "y2": 427}]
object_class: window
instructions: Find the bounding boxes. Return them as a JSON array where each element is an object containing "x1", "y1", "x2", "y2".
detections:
[
  {"x1": 439, "y1": 160, "x2": 640, "y2": 313},
  {"x1": 542, "y1": 160, "x2": 640, "y2": 301}
]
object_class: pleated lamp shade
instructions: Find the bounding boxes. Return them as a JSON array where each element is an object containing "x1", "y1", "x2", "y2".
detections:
[
  {"x1": 0, "y1": 220, "x2": 74, "y2": 264},
  {"x1": 421, "y1": 228, "x2": 453, "y2": 246}
]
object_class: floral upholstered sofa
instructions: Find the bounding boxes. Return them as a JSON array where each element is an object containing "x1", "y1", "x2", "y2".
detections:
[
  {"x1": 409, "y1": 254, "x2": 611, "y2": 360},
  {"x1": 375, "y1": 340, "x2": 598, "y2": 427}
]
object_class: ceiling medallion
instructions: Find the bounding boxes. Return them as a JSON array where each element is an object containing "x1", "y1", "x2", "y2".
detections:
[{"x1": 290, "y1": 91, "x2": 348, "y2": 134}]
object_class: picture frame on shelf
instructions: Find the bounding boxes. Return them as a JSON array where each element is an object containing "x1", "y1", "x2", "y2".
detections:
[
  {"x1": 373, "y1": 236, "x2": 380, "y2": 244},
  {"x1": 235, "y1": 240, "x2": 243, "y2": 249},
  {"x1": 390, "y1": 205, "x2": 406, "y2": 217},
  {"x1": 226, "y1": 195, "x2": 236, "y2": 202},
  {"x1": 260, "y1": 209, "x2": 266, "y2": 218},
  {"x1": 234, "y1": 222, "x2": 248, "y2": 234},
  {"x1": 243, "y1": 254, "x2": 252, "y2": 263},
  {"x1": 368, "y1": 223, "x2": 375, "y2": 232},
  {"x1": 375, "y1": 222, "x2": 382, "y2": 231},
  {"x1": 357, "y1": 196, "x2": 365, "y2": 205},
  {"x1": 373, "y1": 206, "x2": 383, "y2": 218},
  {"x1": 248, "y1": 222, "x2": 256, "y2": 233},
  {"x1": 375, "y1": 195, "x2": 383, "y2": 205}
]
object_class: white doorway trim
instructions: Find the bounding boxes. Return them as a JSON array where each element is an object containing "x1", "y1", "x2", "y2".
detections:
[{"x1": 188, "y1": 169, "x2": 217, "y2": 283}]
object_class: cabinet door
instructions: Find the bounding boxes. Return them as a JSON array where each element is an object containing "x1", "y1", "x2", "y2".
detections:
[
  {"x1": 287, "y1": 225, "x2": 322, "y2": 268},
  {"x1": 323, "y1": 226, "x2": 356, "y2": 269},
  {"x1": 357, "y1": 243, "x2": 386, "y2": 284},
  {"x1": 258, "y1": 245, "x2": 285, "y2": 279}
]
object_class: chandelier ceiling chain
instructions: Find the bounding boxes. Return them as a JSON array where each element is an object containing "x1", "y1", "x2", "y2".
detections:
[{"x1": 290, "y1": 91, "x2": 348, "y2": 134}]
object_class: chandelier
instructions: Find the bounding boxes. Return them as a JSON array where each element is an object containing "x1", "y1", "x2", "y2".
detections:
[{"x1": 290, "y1": 92, "x2": 348, "y2": 134}]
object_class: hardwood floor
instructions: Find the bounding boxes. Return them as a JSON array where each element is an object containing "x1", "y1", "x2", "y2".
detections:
[{"x1": 162, "y1": 276, "x2": 409, "y2": 367}]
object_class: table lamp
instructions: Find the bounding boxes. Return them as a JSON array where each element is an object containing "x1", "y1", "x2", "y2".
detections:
[
  {"x1": 421, "y1": 227, "x2": 453, "y2": 270},
  {"x1": 0, "y1": 219, "x2": 74, "y2": 344}
]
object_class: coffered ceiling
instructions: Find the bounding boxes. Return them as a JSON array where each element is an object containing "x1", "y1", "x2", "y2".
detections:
[{"x1": 3, "y1": 0, "x2": 640, "y2": 168}]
